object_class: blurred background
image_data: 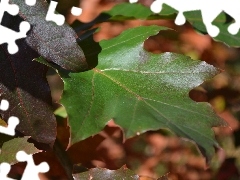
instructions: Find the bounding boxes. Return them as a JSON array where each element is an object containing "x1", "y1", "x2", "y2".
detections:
[{"x1": 10, "y1": 0, "x2": 240, "y2": 179}]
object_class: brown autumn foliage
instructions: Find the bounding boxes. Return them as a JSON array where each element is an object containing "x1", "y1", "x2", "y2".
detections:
[{"x1": 8, "y1": 0, "x2": 240, "y2": 179}]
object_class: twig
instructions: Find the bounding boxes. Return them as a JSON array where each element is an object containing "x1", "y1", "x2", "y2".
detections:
[{"x1": 53, "y1": 139, "x2": 74, "y2": 180}]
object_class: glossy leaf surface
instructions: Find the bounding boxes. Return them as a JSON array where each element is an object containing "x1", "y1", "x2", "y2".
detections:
[{"x1": 60, "y1": 26, "x2": 226, "y2": 161}]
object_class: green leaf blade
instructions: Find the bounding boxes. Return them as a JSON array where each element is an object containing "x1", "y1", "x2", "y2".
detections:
[
  {"x1": 106, "y1": 3, "x2": 153, "y2": 19},
  {"x1": 61, "y1": 26, "x2": 226, "y2": 161},
  {"x1": 0, "y1": 137, "x2": 40, "y2": 165},
  {"x1": 105, "y1": 3, "x2": 240, "y2": 47}
]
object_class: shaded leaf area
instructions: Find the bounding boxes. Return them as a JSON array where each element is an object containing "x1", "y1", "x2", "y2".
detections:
[
  {"x1": 0, "y1": 14, "x2": 56, "y2": 145},
  {"x1": 73, "y1": 165, "x2": 139, "y2": 180},
  {"x1": 0, "y1": 137, "x2": 40, "y2": 165},
  {"x1": 60, "y1": 26, "x2": 226, "y2": 161},
  {"x1": 36, "y1": 28, "x2": 101, "y2": 72},
  {"x1": 77, "y1": 29, "x2": 102, "y2": 70},
  {"x1": 9, "y1": 0, "x2": 87, "y2": 72},
  {"x1": 105, "y1": 3, "x2": 240, "y2": 47},
  {"x1": 72, "y1": 13, "x2": 111, "y2": 34}
]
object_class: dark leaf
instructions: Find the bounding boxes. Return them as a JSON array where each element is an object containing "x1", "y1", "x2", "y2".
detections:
[
  {"x1": 9, "y1": 0, "x2": 87, "y2": 72},
  {"x1": 77, "y1": 29, "x2": 101, "y2": 69},
  {"x1": 72, "y1": 13, "x2": 111, "y2": 33},
  {"x1": 0, "y1": 14, "x2": 56, "y2": 145}
]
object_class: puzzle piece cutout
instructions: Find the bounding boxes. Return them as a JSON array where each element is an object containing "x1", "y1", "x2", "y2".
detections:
[
  {"x1": 0, "y1": 0, "x2": 82, "y2": 54},
  {"x1": 0, "y1": 100, "x2": 19, "y2": 136},
  {"x1": 0, "y1": 100, "x2": 17, "y2": 179},
  {"x1": 0, "y1": 100, "x2": 9, "y2": 111},
  {"x1": 0, "y1": 0, "x2": 31, "y2": 54},
  {"x1": 0, "y1": 116, "x2": 19, "y2": 136},
  {"x1": 25, "y1": 0, "x2": 36, "y2": 6},
  {"x1": 0, "y1": 163, "x2": 16, "y2": 180},
  {"x1": 0, "y1": 100, "x2": 48, "y2": 179},
  {"x1": 16, "y1": 151, "x2": 49, "y2": 180},
  {"x1": 0, "y1": 0, "x2": 19, "y2": 22},
  {"x1": 129, "y1": 0, "x2": 138, "y2": 3},
  {"x1": 0, "y1": 22, "x2": 30, "y2": 54},
  {"x1": 46, "y1": 1, "x2": 82, "y2": 25},
  {"x1": 71, "y1": 6, "x2": 82, "y2": 16},
  {"x1": 150, "y1": 0, "x2": 240, "y2": 37},
  {"x1": 0, "y1": 151, "x2": 49, "y2": 180},
  {"x1": 45, "y1": 0, "x2": 65, "y2": 26}
]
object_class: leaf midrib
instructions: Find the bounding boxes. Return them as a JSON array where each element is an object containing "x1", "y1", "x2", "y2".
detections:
[
  {"x1": 101, "y1": 68, "x2": 212, "y2": 74},
  {"x1": 93, "y1": 67, "x2": 218, "y2": 143},
  {"x1": 93, "y1": 68, "x2": 215, "y2": 119}
]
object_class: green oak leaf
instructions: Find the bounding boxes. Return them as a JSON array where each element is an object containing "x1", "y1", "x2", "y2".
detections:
[
  {"x1": 0, "y1": 137, "x2": 40, "y2": 165},
  {"x1": 107, "y1": 3, "x2": 153, "y2": 19},
  {"x1": 105, "y1": 3, "x2": 240, "y2": 47},
  {"x1": 60, "y1": 25, "x2": 226, "y2": 161}
]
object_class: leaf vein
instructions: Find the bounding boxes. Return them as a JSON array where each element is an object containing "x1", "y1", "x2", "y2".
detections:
[
  {"x1": 77, "y1": 73, "x2": 96, "y2": 136},
  {"x1": 101, "y1": 68, "x2": 210, "y2": 74}
]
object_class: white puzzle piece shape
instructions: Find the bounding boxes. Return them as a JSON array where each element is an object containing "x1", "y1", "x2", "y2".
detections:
[
  {"x1": 71, "y1": 6, "x2": 82, "y2": 16},
  {"x1": 150, "y1": 0, "x2": 240, "y2": 37},
  {"x1": 0, "y1": 0, "x2": 31, "y2": 54},
  {"x1": 45, "y1": 1, "x2": 65, "y2": 26},
  {"x1": 0, "y1": 100, "x2": 9, "y2": 111},
  {"x1": 0, "y1": 100, "x2": 19, "y2": 136},
  {"x1": 0, "y1": 22, "x2": 30, "y2": 54},
  {"x1": 16, "y1": 151, "x2": 49, "y2": 180},
  {"x1": 0, "y1": 163, "x2": 16, "y2": 180},
  {"x1": 129, "y1": 0, "x2": 138, "y2": 3},
  {"x1": 0, "y1": 0, "x2": 19, "y2": 22},
  {"x1": 0, "y1": 116, "x2": 19, "y2": 136},
  {"x1": 25, "y1": 0, "x2": 36, "y2": 6}
]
